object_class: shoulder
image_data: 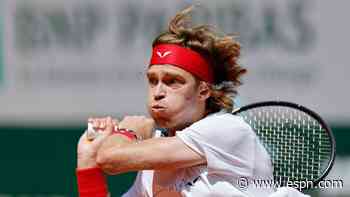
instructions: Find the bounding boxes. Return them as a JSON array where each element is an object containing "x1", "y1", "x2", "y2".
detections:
[
  {"x1": 179, "y1": 112, "x2": 256, "y2": 148},
  {"x1": 189, "y1": 111, "x2": 252, "y2": 136},
  {"x1": 176, "y1": 112, "x2": 260, "y2": 177}
]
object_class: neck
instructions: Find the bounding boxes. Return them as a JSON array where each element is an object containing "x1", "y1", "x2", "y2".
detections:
[{"x1": 167, "y1": 110, "x2": 209, "y2": 137}]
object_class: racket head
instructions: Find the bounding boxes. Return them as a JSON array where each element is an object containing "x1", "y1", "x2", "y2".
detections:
[{"x1": 232, "y1": 101, "x2": 336, "y2": 188}]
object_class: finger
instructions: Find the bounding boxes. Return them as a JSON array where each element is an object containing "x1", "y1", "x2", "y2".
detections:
[
  {"x1": 85, "y1": 130, "x2": 95, "y2": 142},
  {"x1": 92, "y1": 118, "x2": 99, "y2": 129},
  {"x1": 97, "y1": 118, "x2": 102, "y2": 129},
  {"x1": 93, "y1": 130, "x2": 109, "y2": 145},
  {"x1": 86, "y1": 123, "x2": 98, "y2": 141},
  {"x1": 100, "y1": 118, "x2": 106, "y2": 130},
  {"x1": 105, "y1": 117, "x2": 113, "y2": 135},
  {"x1": 112, "y1": 118, "x2": 119, "y2": 131},
  {"x1": 97, "y1": 118, "x2": 105, "y2": 131},
  {"x1": 81, "y1": 126, "x2": 96, "y2": 143}
]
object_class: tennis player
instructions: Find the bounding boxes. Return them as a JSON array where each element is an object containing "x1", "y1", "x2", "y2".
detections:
[{"x1": 76, "y1": 7, "x2": 309, "y2": 197}]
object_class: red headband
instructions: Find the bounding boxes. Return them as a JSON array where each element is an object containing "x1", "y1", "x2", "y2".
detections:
[{"x1": 149, "y1": 44, "x2": 214, "y2": 83}]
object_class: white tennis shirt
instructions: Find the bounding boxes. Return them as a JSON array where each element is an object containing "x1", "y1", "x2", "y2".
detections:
[{"x1": 122, "y1": 112, "x2": 276, "y2": 197}]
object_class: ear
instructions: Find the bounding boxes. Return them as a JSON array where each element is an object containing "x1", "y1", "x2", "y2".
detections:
[{"x1": 197, "y1": 81, "x2": 211, "y2": 101}]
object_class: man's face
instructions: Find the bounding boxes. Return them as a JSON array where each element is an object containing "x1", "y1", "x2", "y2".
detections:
[{"x1": 146, "y1": 64, "x2": 203, "y2": 130}]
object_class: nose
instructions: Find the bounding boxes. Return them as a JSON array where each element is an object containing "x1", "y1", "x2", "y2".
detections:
[{"x1": 154, "y1": 83, "x2": 166, "y2": 101}]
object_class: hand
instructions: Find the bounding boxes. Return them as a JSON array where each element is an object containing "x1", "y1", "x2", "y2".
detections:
[
  {"x1": 77, "y1": 117, "x2": 118, "y2": 169},
  {"x1": 119, "y1": 116, "x2": 155, "y2": 140}
]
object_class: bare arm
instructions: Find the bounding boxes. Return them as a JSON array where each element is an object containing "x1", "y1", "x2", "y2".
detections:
[{"x1": 96, "y1": 133, "x2": 206, "y2": 175}]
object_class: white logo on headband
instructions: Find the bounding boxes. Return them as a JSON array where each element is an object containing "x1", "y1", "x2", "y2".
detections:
[{"x1": 156, "y1": 51, "x2": 172, "y2": 58}]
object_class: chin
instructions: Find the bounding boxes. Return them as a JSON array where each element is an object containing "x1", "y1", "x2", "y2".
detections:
[
  {"x1": 152, "y1": 116, "x2": 170, "y2": 127},
  {"x1": 151, "y1": 115, "x2": 173, "y2": 129},
  {"x1": 150, "y1": 109, "x2": 170, "y2": 121}
]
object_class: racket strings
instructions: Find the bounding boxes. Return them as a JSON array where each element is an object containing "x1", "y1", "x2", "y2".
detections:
[{"x1": 240, "y1": 106, "x2": 332, "y2": 186}]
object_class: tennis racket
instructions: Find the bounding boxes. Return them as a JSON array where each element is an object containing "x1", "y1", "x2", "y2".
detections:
[{"x1": 232, "y1": 101, "x2": 336, "y2": 189}]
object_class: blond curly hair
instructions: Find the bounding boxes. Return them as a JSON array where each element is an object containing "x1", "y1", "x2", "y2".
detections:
[{"x1": 152, "y1": 6, "x2": 247, "y2": 113}]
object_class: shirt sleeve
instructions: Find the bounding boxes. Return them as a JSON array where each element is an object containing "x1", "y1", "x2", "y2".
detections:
[
  {"x1": 176, "y1": 113, "x2": 256, "y2": 178},
  {"x1": 122, "y1": 170, "x2": 152, "y2": 197}
]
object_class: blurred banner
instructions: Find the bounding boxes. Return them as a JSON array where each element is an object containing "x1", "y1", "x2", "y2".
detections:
[{"x1": 1, "y1": 0, "x2": 349, "y2": 125}]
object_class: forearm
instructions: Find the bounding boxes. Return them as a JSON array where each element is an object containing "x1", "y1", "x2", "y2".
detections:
[
  {"x1": 99, "y1": 133, "x2": 135, "y2": 149},
  {"x1": 96, "y1": 136, "x2": 206, "y2": 175},
  {"x1": 96, "y1": 133, "x2": 137, "y2": 174}
]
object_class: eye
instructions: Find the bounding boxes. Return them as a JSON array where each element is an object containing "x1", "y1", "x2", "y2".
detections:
[
  {"x1": 164, "y1": 77, "x2": 184, "y2": 88},
  {"x1": 167, "y1": 78, "x2": 176, "y2": 85},
  {"x1": 148, "y1": 77, "x2": 158, "y2": 86}
]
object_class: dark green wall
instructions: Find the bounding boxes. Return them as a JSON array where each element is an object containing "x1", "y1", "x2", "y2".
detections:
[
  {"x1": 0, "y1": 125, "x2": 348, "y2": 196},
  {"x1": 0, "y1": 126, "x2": 136, "y2": 196}
]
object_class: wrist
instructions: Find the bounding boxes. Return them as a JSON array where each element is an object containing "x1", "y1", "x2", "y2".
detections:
[
  {"x1": 76, "y1": 167, "x2": 108, "y2": 197},
  {"x1": 112, "y1": 128, "x2": 143, "y2": 141},
  {"x1": 77, "y1": 155, "x2": 98, "y2": 169}
]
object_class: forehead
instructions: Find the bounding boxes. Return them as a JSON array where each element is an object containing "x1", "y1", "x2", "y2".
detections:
[{"x1": 147, "y1": 64, "x2": 193, "y2": 78}]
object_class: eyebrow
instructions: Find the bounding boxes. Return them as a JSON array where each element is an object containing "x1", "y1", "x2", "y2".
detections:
[{"x1": 147, "y1": 71, "x2": 184, "y2": 79}]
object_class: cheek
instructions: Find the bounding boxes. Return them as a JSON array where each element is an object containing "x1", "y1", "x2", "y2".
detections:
[
  {"x1": 146, "y1": 91, "x2": 151, "y2": 111},
  {"x1": 167, "y1": 91, "x2": 196, "y2": 113},
  {"x1": 147, "y1": 89, "x2": 152, "y2": 104}
]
